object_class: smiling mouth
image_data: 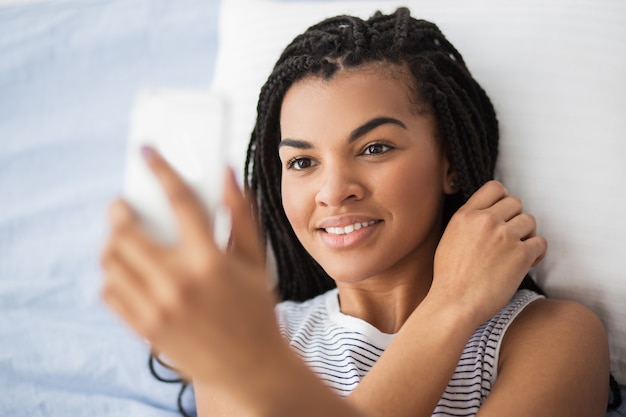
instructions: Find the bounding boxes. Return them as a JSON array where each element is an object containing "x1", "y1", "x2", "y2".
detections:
[{"x1": 323, "y1": 220, "x2": 380, "y2": 236}]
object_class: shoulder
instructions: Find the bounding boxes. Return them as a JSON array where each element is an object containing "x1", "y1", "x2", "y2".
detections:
[
  {"x1": 501, "y1": 297, "x2": 608, "y2": 358},
  {"x1": 481, "y1": 297, "x2": 610, "y2": 417},
  {"x1": 495, "y1": 289, "x2": 543, "y2": 322}
]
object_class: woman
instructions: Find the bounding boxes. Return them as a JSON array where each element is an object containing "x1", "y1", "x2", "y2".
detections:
[{"x1": 101, "y1": 8, "x2": 617, "y2": 417}]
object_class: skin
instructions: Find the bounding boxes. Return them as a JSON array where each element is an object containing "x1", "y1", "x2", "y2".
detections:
[{"x1": 101, "y1": 65, "x2": 610, "y2": 417}]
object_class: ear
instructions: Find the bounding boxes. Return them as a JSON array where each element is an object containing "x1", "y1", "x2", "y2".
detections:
[{"x1": 441, "y1": 152, "x2": 459, "y2": 195}]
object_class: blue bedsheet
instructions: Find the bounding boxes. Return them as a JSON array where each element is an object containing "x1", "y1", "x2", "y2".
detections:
[{"x1": 0, "y1": 1, "x2": 218, "y2": 415}]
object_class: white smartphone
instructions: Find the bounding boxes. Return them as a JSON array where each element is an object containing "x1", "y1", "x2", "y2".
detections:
[{"x1": 123, "y1": 89, "x2": 230, "y2": 246}]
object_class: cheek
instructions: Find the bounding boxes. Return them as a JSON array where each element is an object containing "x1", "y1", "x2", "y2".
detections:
[{"x1": 378, "y1": 155, "x2": 443, "y2": 214}]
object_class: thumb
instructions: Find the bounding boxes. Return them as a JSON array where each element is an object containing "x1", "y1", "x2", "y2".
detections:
[{"x1": 222, "y1": 167, "x2": 265, "y2": 268}]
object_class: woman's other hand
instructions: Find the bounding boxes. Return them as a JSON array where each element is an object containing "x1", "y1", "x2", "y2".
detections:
[{"x1": 432, "y1": 180, "x2": 548, "y2": 324}]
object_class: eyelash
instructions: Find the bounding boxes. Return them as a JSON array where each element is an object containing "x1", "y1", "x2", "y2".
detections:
[
  {"x1": 362, "y1": 142, "x2": 392, "y2": 155},
  {"x1": 286, "y1": 157, "x2": 314, "y2": 171},
  {"x1": 285, "y1": 142, "x2": 394, "y2": 171}
]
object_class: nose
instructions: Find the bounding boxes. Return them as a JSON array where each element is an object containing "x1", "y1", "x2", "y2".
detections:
[{"x1": 314, "y1": 162, "x2": 365, "y2": 207}]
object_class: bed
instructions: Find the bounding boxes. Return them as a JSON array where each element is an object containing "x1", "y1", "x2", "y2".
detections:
[{"x1": 1, "y1": 0, "x2": 624, "y2": 416}]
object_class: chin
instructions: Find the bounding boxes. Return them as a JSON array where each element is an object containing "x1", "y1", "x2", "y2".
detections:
[{"x1": 320, "y1": 261, "x2": 387, "y2": 286}]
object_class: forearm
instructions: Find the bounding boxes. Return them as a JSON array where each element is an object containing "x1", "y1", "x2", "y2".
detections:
[{"x1": 347, "y1": 294, "x2": 480, "y2": 417}]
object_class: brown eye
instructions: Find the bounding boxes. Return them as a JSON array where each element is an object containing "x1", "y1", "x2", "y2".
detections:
[
  {"x1": 288, "y1": 157, "x2": 313, "y2": 170},
  {"x1": 363, "y1": 143, "x2": 391, "y2": 155}
]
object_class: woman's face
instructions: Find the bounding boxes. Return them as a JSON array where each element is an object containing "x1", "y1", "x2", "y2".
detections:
[{"x1": 278, "y1": 66, "x2": 456, "y2": 286}]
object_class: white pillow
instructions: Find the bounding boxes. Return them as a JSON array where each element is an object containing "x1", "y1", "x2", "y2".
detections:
[{"x1": 213, "y1": 0, "x2": 626, "y2": 384}]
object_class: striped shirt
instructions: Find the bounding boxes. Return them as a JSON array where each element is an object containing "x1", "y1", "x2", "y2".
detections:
[{"x1": 276, "y1": 288, "x2": 542, "y2": 416}]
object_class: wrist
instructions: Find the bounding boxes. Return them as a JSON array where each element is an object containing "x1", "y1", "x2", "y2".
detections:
[{"x1": 424, "y1": 281, "x2": 490, "y2": 329}]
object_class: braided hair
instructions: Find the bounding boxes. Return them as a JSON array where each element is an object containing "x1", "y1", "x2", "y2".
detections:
[{"x1": 245, "y1": 7, "x2": 539, "y2": 302}]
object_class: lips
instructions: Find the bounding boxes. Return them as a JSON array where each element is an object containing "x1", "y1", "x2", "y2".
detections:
[{"x1": 317, "y1": 217, "x2": 382, "y2": 249}]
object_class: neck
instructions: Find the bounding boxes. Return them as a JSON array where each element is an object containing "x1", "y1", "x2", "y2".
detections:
[{"x1": 336, "y1": 261, "x2": 433, "y2": 334}]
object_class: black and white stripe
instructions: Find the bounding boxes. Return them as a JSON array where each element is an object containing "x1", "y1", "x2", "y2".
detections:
[{"x1": 276, "y1": 288, "x2": 542, "y2": 416}]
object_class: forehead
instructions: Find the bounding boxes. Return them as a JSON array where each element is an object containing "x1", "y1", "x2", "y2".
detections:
[{"x1": 280, "y1": 64, "x2": 418, "y2": 134}]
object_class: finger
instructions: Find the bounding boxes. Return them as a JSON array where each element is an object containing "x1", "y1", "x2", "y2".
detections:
[
  {"x1": 108, "y1": 198, "x2": 136, "y2": 230},
  {"x1": 141, "y1": 146, "x2": 215, "y2": 250},
  {"x1": 102, "y1": 254, "x2": 186, "y2": 346},
  {"x1": 108, "y1": 221, "x2": 188, "y2": 306},
  {"x1": 223, "y1": 167, "x2": 265, "y2": 267},
  {"x1": 101, "y1": 256, "x2": 155, "y2": 333},
  {"x1": 505, "y1": 212, "x2": 537, "y2": 241},
  {"x1": 523, "y1": 235, "x2": 548, "y2": 268},
  {"x1": 105, "y1": 200, "x2": 185, "y2": 306},
  {"x1": 103, "y1": 259, "x2": 178, "y2": 348},
  {"x1": 503, "y1": 213, "x2": 547, "y2": 267},
  {"x1": 102, "y1": 288, "x2": 138, "y2": 329},
  {"x1": 489, "y1": 195, "x2": 523, "y2": 222},
  {"x1": 464, "y1": 180, "x2": 509, "y2": 210}
]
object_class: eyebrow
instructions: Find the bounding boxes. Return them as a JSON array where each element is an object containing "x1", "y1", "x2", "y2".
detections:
[
  {"x1": 278, "y1": 116, "x2": 407, "y2": 150},
  {"x1": 348, "y1": 116, "x2": 407, "y2": 143}
]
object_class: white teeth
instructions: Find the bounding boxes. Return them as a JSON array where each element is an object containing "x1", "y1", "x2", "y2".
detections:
[{"x1": 324, "y1": 221, "x2": 377, "y2": 235}]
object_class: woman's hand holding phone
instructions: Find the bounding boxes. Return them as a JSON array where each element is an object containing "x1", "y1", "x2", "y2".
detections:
[{"x1": 101, "y1": 148, "x2": 284, "y2": 394}]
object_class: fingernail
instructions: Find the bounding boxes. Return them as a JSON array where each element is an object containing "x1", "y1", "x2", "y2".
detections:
[{"x1": 140, "y1": 144, "x2": 155, "y2": 161}]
